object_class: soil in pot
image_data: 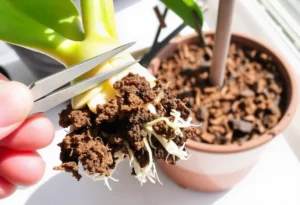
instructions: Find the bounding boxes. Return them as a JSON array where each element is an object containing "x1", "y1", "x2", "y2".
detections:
[{"x1": 154, "y1": 36, "x2": 285, "y2": 145}]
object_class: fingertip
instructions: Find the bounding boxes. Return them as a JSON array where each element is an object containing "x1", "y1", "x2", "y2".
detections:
[
  {"x1": 8, "y1": 81, "x2": 34, "y2": 114},
  {"x1": 0, "y1": 81, "x2": 34, "y2": 139},
  {"x1": 1, "y1": 114, "x2": 55, "y2": 150},
  {"x1": 0, "y1": 177, "x2": 16, "y2": 199},
  {"x1": 0, "y1": 148, "x2": 45, "y2": 186},
  {"x1": 0, "y1": 81, "x2": 33, "y2": 118}
]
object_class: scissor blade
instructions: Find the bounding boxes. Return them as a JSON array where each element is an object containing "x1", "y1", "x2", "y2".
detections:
[
  {"x1": 29, "y1": 42, "x2": 135, "y2": 101},
  {"x1": 30, "y1": 60, "x2": 138, "y2": 115}
]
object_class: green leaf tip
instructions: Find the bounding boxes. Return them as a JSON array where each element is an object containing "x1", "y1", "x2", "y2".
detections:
[{"x1": 161, "y1": 0, "x2": 204, "y2": 33}]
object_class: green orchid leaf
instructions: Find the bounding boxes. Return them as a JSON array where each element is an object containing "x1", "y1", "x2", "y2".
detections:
[
  {"x1": 81, "y1": 0, "x2": 117, "y2": 39},
  {"x1": 161, "y1": 0, "x2": 203, "y2": 31},
  {"x1": 0, "y1": 0, "x2": 80, "y2": 63},
  {"x1": 10, "y1": 0, "x2": 84, "y2": 41}
]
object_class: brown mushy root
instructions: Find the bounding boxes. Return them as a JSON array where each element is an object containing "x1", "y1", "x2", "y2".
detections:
[{"x1": 54, "y1": 73, "x2": 195, "y2": 180}]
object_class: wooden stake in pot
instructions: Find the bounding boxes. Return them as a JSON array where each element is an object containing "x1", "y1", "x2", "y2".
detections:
[{"x1": 209, "y1": 0, "x2": 236, "y2": 87}]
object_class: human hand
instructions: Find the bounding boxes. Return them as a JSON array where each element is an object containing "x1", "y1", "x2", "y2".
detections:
[{"x1": 0, "y1": 74, "x2": 54, "y2": 199}]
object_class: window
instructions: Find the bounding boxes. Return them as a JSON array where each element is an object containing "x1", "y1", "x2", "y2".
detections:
[{"x1": 258, "y1": 0, "x2": 300, "y2": 54}]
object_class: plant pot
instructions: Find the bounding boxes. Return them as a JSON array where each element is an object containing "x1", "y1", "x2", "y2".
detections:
[{"x1": 147, "y1": 31, "x2": 298, "y2": 192}]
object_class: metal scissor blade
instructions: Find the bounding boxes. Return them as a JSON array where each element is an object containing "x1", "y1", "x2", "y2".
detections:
[
  {"x1": 29, "y1": 42, "x2": 135, "y2": 101},
  {"x1": 30, "y1": 60, "x2": 138, "y2": 115}
]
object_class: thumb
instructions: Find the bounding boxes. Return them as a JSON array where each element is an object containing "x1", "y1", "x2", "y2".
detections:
[{"x1": 0, "y1": 74, "x2": 33, "y2": 140}]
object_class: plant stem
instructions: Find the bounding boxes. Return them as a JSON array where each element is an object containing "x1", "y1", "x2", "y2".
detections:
[
  {"x1": 151, "y1": 7, "x2": 168, "y2": 48},
  {"x1": 140, "y1": 23, "x2": 186, "y2": 67},
  {"x1": 209, "y1": 0, "x2": 236, "y2": 87},
  {"x1": 80, "y1": 0, "x2": 117, "y2": 40}
]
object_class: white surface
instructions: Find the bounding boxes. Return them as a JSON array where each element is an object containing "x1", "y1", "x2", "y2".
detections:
[{"x1": 1, "y1": 0, "x2": 300, "y2": 204}]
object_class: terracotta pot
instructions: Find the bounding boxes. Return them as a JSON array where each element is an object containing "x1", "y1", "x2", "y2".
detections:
[{"x1": 147, "y1": 31, "x2": 298, "y2": 192}]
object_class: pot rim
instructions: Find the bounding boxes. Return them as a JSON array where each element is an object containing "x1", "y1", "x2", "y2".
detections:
[{"x1": 148, "y1": 31, "x2": 298, "y2": 154}]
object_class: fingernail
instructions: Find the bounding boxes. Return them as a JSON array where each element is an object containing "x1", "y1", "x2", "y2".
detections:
[{"x1": 0, "y1": 81, "x2": 33, "y2": 127}]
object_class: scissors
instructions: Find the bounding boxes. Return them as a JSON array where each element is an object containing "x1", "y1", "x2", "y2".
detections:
[{"x1": 28, "y1": 42, "x2": 136, "y2": 116}]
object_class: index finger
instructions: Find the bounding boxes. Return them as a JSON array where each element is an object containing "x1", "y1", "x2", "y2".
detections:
[{"x1": 0, "y1": 113, "x2": 55, "y2": 151}]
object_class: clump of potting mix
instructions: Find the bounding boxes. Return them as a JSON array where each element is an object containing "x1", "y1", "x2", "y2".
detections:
[
  {"x1": 54, "y1": 73, "x2": 198, "y2": 188},
  {"x1": 154, "y1": 36, "x2": 284, "y2": 145}
]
